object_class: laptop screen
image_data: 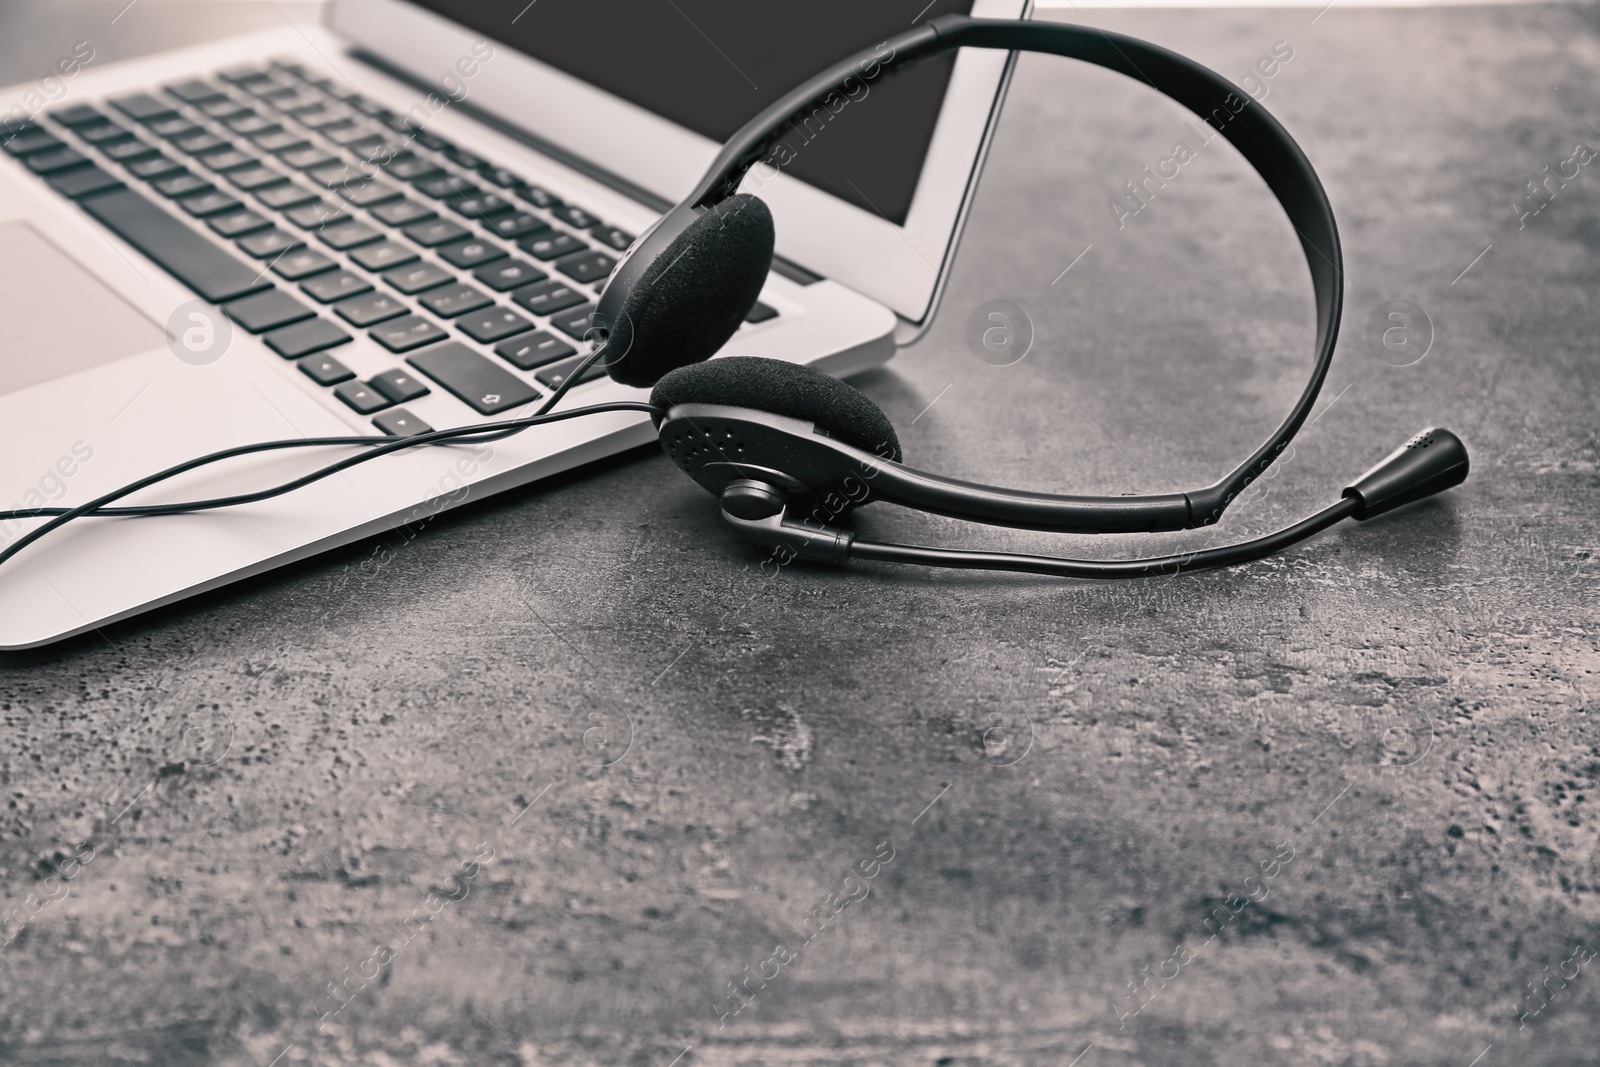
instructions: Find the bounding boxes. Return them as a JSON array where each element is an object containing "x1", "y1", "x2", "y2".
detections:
[{"x1": 400, "y1": 0, "x2": 975, "y2": 225}]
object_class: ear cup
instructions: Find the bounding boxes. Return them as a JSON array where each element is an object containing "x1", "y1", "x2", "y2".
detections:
[
  {"x1": 650, "y1": 355, "x2": 902, "y2": 462},
  {"x1": 602, "y1": 195, "x2": 775, "y2": 388}
]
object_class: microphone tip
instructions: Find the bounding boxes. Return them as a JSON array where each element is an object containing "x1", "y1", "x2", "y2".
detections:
[{"x1": 1342, "y1": 428, "x2": 1469, "y2": 520}]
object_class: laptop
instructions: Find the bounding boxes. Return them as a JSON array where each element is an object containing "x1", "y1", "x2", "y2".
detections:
[{"x1": 0, "y1": 0, "x2": 1029, "y2": 649}]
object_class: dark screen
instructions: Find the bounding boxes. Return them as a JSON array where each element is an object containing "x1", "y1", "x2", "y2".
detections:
[{"x1": 402, "y1": 0, "x2": 974, "y2": 224}]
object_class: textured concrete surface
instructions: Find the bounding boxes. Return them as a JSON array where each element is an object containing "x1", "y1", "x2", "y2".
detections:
[{"x1": 2, "y1": 2, "x2": 1598, "y2": 1065}]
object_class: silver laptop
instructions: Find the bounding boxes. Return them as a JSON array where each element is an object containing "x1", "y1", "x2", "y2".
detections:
[{"x1": 0, "y1": 0, "x2": 1028, "y2": 649}]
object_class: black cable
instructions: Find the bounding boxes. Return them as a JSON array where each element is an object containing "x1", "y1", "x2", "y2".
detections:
[
  {"x1": 848, "y1": 496, "x2": 1358, "y2": 579},
  {"x1": 0, "y1": 399, "x2": 658, "y2": 573}
]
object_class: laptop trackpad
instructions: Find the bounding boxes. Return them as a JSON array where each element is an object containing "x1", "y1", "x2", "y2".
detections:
[{"x1": 0, "y1": 219, "x2": 165, "y2": 396}]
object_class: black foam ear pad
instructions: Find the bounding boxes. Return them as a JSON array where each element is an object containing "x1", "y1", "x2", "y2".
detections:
[
  {"x1": 650, "y1": 356, "x2": 903, "y2": 462},
  {"x1": 604, "y1": 195, "x2": 775, "y2": 388}
]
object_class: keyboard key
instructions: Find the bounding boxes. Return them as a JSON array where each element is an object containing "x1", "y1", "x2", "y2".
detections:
[
  {"x1": 101, "y1": 138, "x2": 159, "y2": 163},
  {"x1": 255, "y1": 130, "x2": 309, "y2": 154},
  {"x1": 226, "y1": 114, "x2": 277, "y2": 135},
  {"x1": 111, "y1": 93, "x2": 178, "y2": 123},
  {"x1": 486, "y1": 213, "x2": 550, "y2": 241},
  {"x1": 370, "y1": 198, "x2": 434, "y2": 226},
  {"x1": 510, "y1": 279, "x2": 585, "y2": 316},
  {"x1": 373, "y1": 407, "x2": 433, "y2": 437},
  {"x1": 265, "y1": 319, "x2": 352, "y2": 360},
  {"x1": 419, "y1": 283, "x2": 493, "y2": 318},
  {"x1": 201, "y1": 148, "x2": 256, "y2": 171},
  {"x1": 458, "y1": 307, "x2": 533, "y2": 343},
  {"x1": 520, "y1": 232, "x2": 584, "y2": 261},
  {"x1": 479, "y1": 166, "x2": 521, "y2": 188},
  {"x1": 437, "y1": 237, "x2": 506, "y2": 269},
  {"x1": 25, "y1": 147, "x2": 91, "y2": 174},
  {"x1": 335, "y1": 291, "x2": 407, "y2": 326},
  {"x1": 592, "y1": 225, "x2": 634, "y2": 252},
  {"x1": 127, "y1": 154, "x2": 183, "y2": 179},
  {"x1": 238, "y1": 229, "x2": 303, "y2": 258},
  {"x1": 369, "y1": 368, "x2": 430, "y2": 403},
  {"x1": 318, "y1": 221, "x2": 382, "y2": 250},
  {"x1": 284, "y1": 201, "x2": 348, "y2": 229},
  {"x1": 223, "y1": 289, "x2": 314, "y2": 333},
  {"x1": 207, "y1": 208, "x2": 271, "y2": 237},
  {"x1": 515, "y1": 184, "x2": 560, "y2": 209},
  {"x1": 338, "y1": 179, "x2": 401, "y2": 207},
  {"x1": 383, "y1": 262, "x2": 453, "y2": 294},
  {"x1": 228, "y1": 165, "x2": 286, "y2": 191},
  {"x1": 550, "y1": 303, "x2": 598, "y2": 341},
  {"x1": 408, "y1": 342, "x2": 539, "y2": 415},
  {"x1": 148, "y1": 118, "x2": 201, "y2": 140},
  {"x1": 297, "y1": 350, "x2": 356, "y2": 384},
  {"x1": 281, "y1": 146, "x2": 337, "y2": 170},
  {"x1": 550, "y1": 204, "x2": 599, "y2": 229},
  {"x1": 3, "y1": 129, "x2": 63, "y2": 156},
  {"x1": 334, "y1": 380, "x2": 392, "y2": 414},
  {"x1": 165, "y1": 79, "x2": 225, "y2": 105},
  {"x1": 77, "y1": 122, "x2": 134, "y2": 145},
  {"x1": 744, "y1": 301, "x2": 779, "y2": 324},
  {"x1": 153, "y1": 172, "x2": 211, "y2": 198},
  {"x1": 495, "y1": 330, "x2": 575, "y2": 370},
  {"x1": 174, "y1": 132, "x2": 229, "y2": 155},
  {"x1": 350, "y1": 240, "x2": 418, "y2": 272},
  {"x1": 446, "y1": 146, "x2": 484, "y2": 170},
  {"x1": 49, "y1": 104, "x2": 108, "y2": 127},
  {"x1": 402, "y1": 218, "x2": 469, "y2": 247},
  {"x1": 450, "y1": 194, "x2": 514, "y2": 219},
  {"x1": 271, "y1": 248, "x2": 337, "y2": 280},
  {"x1": 383, "y1": 156, "x2": 441, "y2": 182},
  {"x1": 301, "y1": 269, "x2": 371, "y2": 303},
  {"x1": 370, "y1": 314, "x2": 448, "y2": 352},
  {"x1": 533, "y1": 352, "x2": 608, "y2": 392},
  {"x1": 415, "y1": 175, "x2": 478, "y2": 200},
  {"x1": 179, "y1": 190, "x2": 240, "y2": 217},
  {"x1": 555, "y1": 250, "x2": 616, "y2": 285},
  {"x1": 46, "y1": 164, "x2": 123, "y2": 199},
  {"x1": 474, "y1": 259, "x2": 545, "y2": 292},
  {"x1": 199, "y1": 98, "x2": 250, "y2": 121},
  {"x1": 80, "y1": 187, "x2": 272, "y2": 303},
  {"x1": 309, "y1": 162, "x2": 357, "y2": 187}
]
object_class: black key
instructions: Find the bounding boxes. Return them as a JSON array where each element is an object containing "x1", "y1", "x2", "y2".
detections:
[
  {"x1": 474, "y1": 259, "x2": 545, "y2": 292},
  {"x1": 25, "y1": 147, "x2": 91, "y2": 174},
  {"x1": 351, "y1": 240, "x2": 419, "y2": 272},
  {"x1": 437, "y1": 237, "x2": 506, "y2": 269},
  {"x1": 174, "y1": 132, "x2": 229, "y2": 155},
  {"x1": 152, "y1": 172, "x2": 211, "y2": 198},
  {"x1": 450, "y1": 194, "x2": 514, "y2": 220},
  {"x1": 3, "y1": 129, "x2": 63, "y2": 156},
  {"x1": 318, "y1": 221, "x2": 382, "y2": 250},
  {"x1": 339, "y1": 179, "x2": 401, "y2": 207},
  {"x1": 550, "y1": 303, "x2": 598, "y2": 341},
  {"x1": 79, "y1": 188, "x2": 271, "y2": 302},
  {"x1": 744, "y1": 301, "x2": 779, "y2": 324},
  {"x1": 207, "y1": 208, "x2": 271, "y2": 237},
  {"x1": 77, "y1": 122, "x2": 134, "y2": 145},
  {"x1": 555, "y1": 250, "x2": 616, "y2": 285},
  {"x1": 111, "y1": 93, "x2": 178, "y2": 123},
  {"x1": 272, "y1": 324, "x2": 351, "y2": 364},
  {"x1": 370, "y1": 368, "x2": 430, "y2": 403},
  {"x1": 201, "y1": 148, "x2": 256, "y2": 172},
  {"x1": 326, "y1": 123, "x2": 383, "y2": 146},
  {"x1": 256, "y1": 183, "x2": 317, "y2": 210},
  {"x1": 446, "y1": 147, "x2": 483, "y2": 170},
  {"x1": 228, "y1": 165, "x2": 287, "y2": 191},
  {"x1": 301, "y1": 269, "x2": 371, "y2": 304},
  {"x1": 297, "y1": 108, "x2": 354, "y2": 131},
  {"x1": 296, "y1": 350, "x2": 356, "y2": 383},
  {"x1": 515, "y1": 184, "x2": 561, "y2": 209},
  {"x1": 127, "y1": 154, "x2": 182, "y2": 179},
  {"x1": 308, "y1": 162, "x2": 356, "y2": 188},
  {"x1": 415, "y1": 175, "x2": 478, "y2": 199},
  {"x1": 373, "y1": 407, "x2": 433, "y2": 437},
  {"x1": 419, "y1": 282, "x2": 492, "y2": 318},
  {"x1": 254, "y1": 130, "x2": 309, "y2": 154},
  {"x1": 479, "y1": 166, "x2": 521, "y2": 188},
  {"x1": 402, "y1": 218, "x2": 470, "y2": 247},
  {"x1": 284, "y1": 201, "x2": 349, "y2": 229},
  {"x1": 495, "y1": 330, "x2": 574, "y2": 370},
  {"x1": 49, "y1": 104, "x2": 107, "y2": 127},
  {"x1": 335, "y1": 291, "x2": 407, "y2": 326},
  {"x1": 413, "y1": 130, "x2": 449, "y2": 151},
  {"x1": 166, "y1": 79, "x2": 225, "y2": 104},
  {"x1": 370, "y1": 199, "x2": 434, "y2": 227},
  {"x1": 592, "y1": 225, "x2": 634, "y2": 252},
  {"x1": 271, "y1": 248, "x2": 337, "y2": 280},
  {"x1": 334, "y1": 380, "x2": 392, "y2": 414},
  {"x1": 149, "y1": 118, "x2": 201, "y2": 140},
  {"x1": 370, "y1": 314, "x2": 448, "y2": 353},
  {"x1": 384, "y1": 156, "x2": 441, "y2": 181},
  {"x1": 180, "y1": 191, "x2": 241, "y2": 219},
  {"x1": 101, "y1": 139, "x2": 159, "y2": 163},
  {"x1": 458, "y1": 307, "x2": 533, "y2": 343},
  {"x1": 510, "y1": 279, "x2": 585, "y2": 316},
  {"x1": 238, "y1": 229, "x2": 303, "y2": 258},
  {"x1": 218, "y1": 63, "x2": 267, "y2": 84},
  {"x1": 533, "y1": 352, "x2": 608, "y2": 392},
  {"x1": 223, "y1": 289, "x2": 314, "y2": 333},
  {"x1": 409, "y1": 342, "x2": 539, "y2": 415},
  {"x1": 199, "y1": 98, "x2": 250, "y2": 120},
  {"x1": 486, "y1": 213, "x2": 549, "y2": 241},
  {"x1": 281, "y1": 146, "x2": 337, "y2": 170},
  {"x1": 46, "y1": 165, "x2": 122, "y2": 199},
  {"x1": 550, "y1": 204, "x2": 598, "y2": 229},
  {"x1": 520, "y1": 232, "x2": 584, "y2": 261},
  {"x1": 383, "y1": 262, "x2": 452, "y2": 295},
  {"x1": 226, "y1": 114, "x2": 277, "y2": 135}
]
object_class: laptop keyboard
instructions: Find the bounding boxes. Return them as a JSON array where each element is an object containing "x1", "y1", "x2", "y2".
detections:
[{"x1": 1, "y1": 59, "x2": 779, "y2": 436}]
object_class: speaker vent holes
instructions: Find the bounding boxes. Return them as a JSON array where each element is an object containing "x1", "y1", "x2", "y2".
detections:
[{"x1": 1405, "y1": 432, "x2": 1436, "y2": 450}]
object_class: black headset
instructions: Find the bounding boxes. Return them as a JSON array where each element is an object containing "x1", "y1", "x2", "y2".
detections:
[{"x1": 0, "y1": 15, "x2": 1467, "y2": 582}]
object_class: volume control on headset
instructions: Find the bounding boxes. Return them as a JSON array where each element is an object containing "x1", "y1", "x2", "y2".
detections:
[{"x1": 719, "y1": 480, "x2": 855, "y2": 564}]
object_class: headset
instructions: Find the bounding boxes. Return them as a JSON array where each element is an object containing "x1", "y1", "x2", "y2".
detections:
[{"x1": 0, "y1": 14, "x2": 1468, "y2": 582}]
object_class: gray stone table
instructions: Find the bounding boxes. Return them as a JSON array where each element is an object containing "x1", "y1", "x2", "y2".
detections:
[{"x1": 1, "y1": 3, "x2": 1596, "y2": 1065}]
